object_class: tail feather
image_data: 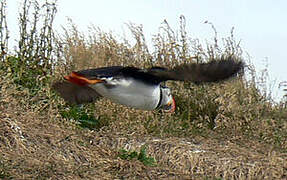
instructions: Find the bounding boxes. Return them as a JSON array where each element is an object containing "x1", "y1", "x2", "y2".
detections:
[{"x1": 172, "y1": 58, "x2": 244, "y2": 83}]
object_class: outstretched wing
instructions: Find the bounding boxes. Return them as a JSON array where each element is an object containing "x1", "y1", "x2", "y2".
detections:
[
  {"x1": 75, "y1": 66, "x2": 124, "y2": 79},
  {"x1": 52, "y1": 81, "x2": 102, "y2": 104},
  {"x1": 146, "y1": 57, "x2": 244, "y2": 83}
]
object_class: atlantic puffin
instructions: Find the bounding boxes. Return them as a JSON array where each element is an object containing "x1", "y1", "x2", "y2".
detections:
[{"x1": 52, "y1": 57, "x2": 243, "y2": 112}]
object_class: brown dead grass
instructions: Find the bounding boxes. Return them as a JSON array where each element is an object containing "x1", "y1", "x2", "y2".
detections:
[
  {"x1": 1, "y1": 79, "x2": 286, "y2": 179},
  {"x1": 0, "y1": 103, "x2": 286, "y2": 179}
]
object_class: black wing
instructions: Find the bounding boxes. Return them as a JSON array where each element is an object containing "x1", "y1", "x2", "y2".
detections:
[
  {"x1": 52, "y1": 81, "x2": 102, "y2": 104},
  {"x1": 76, "y1": 66, "x2": 125, "y2": 79},
  {"x1": 76, "y1": 66, "x2": 163, "y2": 85},
  {"x1": 146, "y1": 57, "x2": 244, "y2": 83}
]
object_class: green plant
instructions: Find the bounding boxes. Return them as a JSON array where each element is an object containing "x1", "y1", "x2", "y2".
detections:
[
  {"x1": 118, "y1": 146, "x2": 156, "y2": 167},
  {"x1": 60, "y1": 105, "x2": 109, "y2": 130},
  {"x1": 0, "y1": 0, "x2": 58, "y2": 94}
]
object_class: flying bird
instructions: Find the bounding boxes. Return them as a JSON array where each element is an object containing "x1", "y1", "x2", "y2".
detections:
[{"x1": 52, "y1": 58, "x2": 243, "y2": 112}]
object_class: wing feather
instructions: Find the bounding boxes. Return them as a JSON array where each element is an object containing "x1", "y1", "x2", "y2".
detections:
[
  {"x1": 52, "y1": 81, "x2": 102, "y2": 104},
  {"x1": 147, "y1": 57, "x2": 244, "y2": 83}
]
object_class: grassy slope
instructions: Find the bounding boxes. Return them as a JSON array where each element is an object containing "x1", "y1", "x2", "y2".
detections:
[{"x1": 0, "y1": 88, "x2": 286, "y2": 179}]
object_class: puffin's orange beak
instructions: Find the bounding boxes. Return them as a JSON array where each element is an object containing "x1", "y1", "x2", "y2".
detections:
[{"x1": 163, "y1": 97, "x2": 176, "y2": 113}]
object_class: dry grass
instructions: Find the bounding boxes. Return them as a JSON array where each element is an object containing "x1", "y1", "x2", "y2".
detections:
[
  {"x1": 1, "y1": 0, "x2": 287, "y2": 179},
  {"x1": 0, "y1": 95, "x2": 286, "y2": 179}
]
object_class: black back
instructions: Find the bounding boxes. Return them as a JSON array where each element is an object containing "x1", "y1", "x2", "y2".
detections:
[{"x1": 77, "y1": 66, "x2": 163, "y2": 85}]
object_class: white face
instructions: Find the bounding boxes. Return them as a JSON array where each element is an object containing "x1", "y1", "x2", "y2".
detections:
[{"x1": 160, "y1": 86, "x2": 176, "y2": 113}]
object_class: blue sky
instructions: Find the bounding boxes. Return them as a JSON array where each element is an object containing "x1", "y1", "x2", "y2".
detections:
[{"x1": 6, "y1": 0, "x2": 287, "y2": 100}]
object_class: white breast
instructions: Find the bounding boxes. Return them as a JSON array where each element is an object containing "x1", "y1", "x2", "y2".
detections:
[{"x1": 89, "y1": 78, "x2": 160, "y2": 110}]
